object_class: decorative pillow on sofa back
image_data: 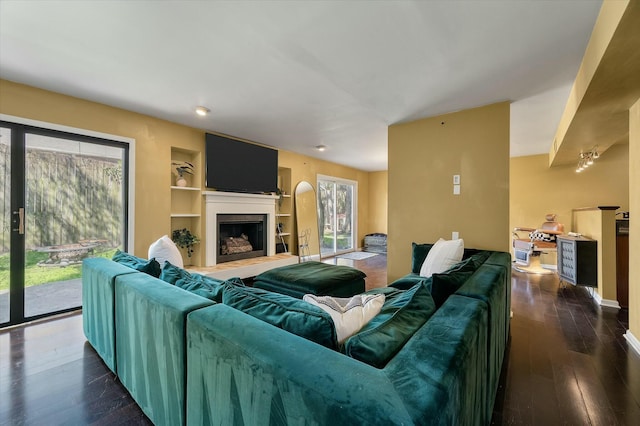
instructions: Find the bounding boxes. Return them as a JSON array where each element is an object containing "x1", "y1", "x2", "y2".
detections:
[
  {"x1": 160, "y1": 261, "x2": 231, "y2": 302},
  {"x1": 303, "y1": 293, "x2": 385, "y2": 344},
  {"x1": 344, "y1": 283, "x2": 436, "y2": 368},
  {"x1": 148, "y1": 235, "x2": 183, "y2": 269},
  {"x1": 428, "y1": 257, "x2": 476, "y2": 308},
  {"x1": 222, "y1": 284, "x2": 338, "y2": 349},
  {"x1": 419, "y1": 238, "x2": 464, "y2": 278},
  {"x1": 112, "y1": 249, "x2": 161, "y2": 278}
]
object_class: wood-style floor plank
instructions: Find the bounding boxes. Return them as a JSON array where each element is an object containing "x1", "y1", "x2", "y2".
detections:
[{"x1": 2, "y1": 255, "x2": 640, "y2": 425}]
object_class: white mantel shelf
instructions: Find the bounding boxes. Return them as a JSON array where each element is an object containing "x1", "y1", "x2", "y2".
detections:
[
  {"x1": 202, "y1": 191, "x2": 279, "y2": 267},
  {"x1": 202, "y1": 191, "x2": 279, "y2": 203}
]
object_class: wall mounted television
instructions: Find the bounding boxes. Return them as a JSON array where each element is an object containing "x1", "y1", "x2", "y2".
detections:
[{"x1": 205, "y1": 133, "x2": 278, "y2": 194}]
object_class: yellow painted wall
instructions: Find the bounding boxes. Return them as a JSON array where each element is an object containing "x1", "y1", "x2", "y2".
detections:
[
  {"x1": 0, "y1": 79, "x2": 204, "y2": 260},
  {"x1": 277, "y1": 150, "x2": 371, "y2": 251},
  {"x1": 573, "y1": 208, "x2": 618, "y2": 302},
  {"x1": 629, "y1": 98, "x2": 639, "y2": 341},
  {"x1": 511, "y1": 144, "x2": 629, "y2": 236},
  {"x1": 368, "y1": 171, "x2": 388, "y2": 234},
  {"x1": 0, "y1": 79, "x2": 376, "y2": 262},
  {"x1": 388, "y1": 102, "x2": 510, "y2": 282}
]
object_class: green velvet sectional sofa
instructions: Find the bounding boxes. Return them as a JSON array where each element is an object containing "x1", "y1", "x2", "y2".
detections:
[{"x1": 82, "y1": 244, "x2": 510, "y2": 426}]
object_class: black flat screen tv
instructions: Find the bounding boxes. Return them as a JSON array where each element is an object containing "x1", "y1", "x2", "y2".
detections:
[{"x1": 205, "y1": 133, "x2": 278, "y2": 194}]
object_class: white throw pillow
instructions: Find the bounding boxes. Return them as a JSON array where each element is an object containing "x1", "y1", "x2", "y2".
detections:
[
  {"x1": 419, "y1": 238, "x2": 464, "y2": 278},
  {"x1": 148, "y1": 235, "x2": 183, "y2": 269},
  {"x1": 303, "y1": 293, "x2": 385, "y2": 344}
]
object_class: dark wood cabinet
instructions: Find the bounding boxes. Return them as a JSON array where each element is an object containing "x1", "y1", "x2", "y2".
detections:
[
  {"x1": 557, "y1": 235, "x2": 597, "y2": 287},
  {"x1": 616, "y1": 220, "x2": 629, "y2": 308}
]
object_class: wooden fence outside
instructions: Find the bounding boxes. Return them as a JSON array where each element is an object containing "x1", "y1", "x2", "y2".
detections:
[{"x1": 0, "y1": 145, "x2": 123, "y2": 252}]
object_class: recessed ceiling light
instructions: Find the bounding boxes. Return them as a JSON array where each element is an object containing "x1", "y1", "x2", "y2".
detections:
[
  {"x1": 315, "y1": 145, "x2": 327, "y2": 152},
  {"x1": 195, "y1": 106, "x2": 210, "y2": 116}
]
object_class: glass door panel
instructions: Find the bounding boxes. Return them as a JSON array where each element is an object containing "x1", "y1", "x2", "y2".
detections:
[
  {"x1": 318, "y1": 180, "x2": 335, "y2": 257},
  {"x1": 23, "y1": 134, "x2": 126, "y2": 318},
  {"x1": 335, "y1": 183, "x2": 354, "y2": 252},
  {"x1": 317, "y1": 177, "x2": 355, "y2": 257},
  {"x1": 0, "y1": 127, "x2": 10, "y2": 325}
]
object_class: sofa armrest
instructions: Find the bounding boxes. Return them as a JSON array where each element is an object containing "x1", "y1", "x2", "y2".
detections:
[
  {"x1": 455, "y1": 263, "x2": 509, "y2": 419},
  {"x1": 384, "y1": 295, "x2": 490, "y2": 425},
  {"x1": 186, "y1": 304, "x2": 413, "y2": 425},
  {"x1": 115, "y1": 273, "x2": 214, "y2": 426},
  {"x1": 82, "y1": 257, "x2": 138, "y2": 373}
]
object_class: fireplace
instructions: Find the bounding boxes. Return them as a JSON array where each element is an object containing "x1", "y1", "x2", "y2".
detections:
[
  {"x1": 203, "y1": 191, "x2": 278, "y2": 267},
  {"x1": 217, "y1": 214, "x2": 267, "y2": 263}
]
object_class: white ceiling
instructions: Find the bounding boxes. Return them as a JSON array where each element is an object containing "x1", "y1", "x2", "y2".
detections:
[{"x1": 0, "y1": 0, "x2": 602, "y2": 171}]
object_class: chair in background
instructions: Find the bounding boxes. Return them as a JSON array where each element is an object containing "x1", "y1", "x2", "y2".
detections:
[{"x1": 513, "y1": 214, "x2": 565, "y2": 269}]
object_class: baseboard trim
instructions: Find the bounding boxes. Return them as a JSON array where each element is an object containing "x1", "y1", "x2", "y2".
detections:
[
  {"x1": 624, "y1": 330, "x2": 640, "y2": 356},
  {"x1": 592, "y1": 290, "x2": 621, "y2": 309}
]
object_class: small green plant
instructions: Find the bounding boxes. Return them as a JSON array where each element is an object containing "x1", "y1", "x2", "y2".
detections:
[
  {"x1": 172, "y1": 228, "x2": 200, "y2": 257},
  {"x1": 172, "y1": 161, "x2": 194, "y2": 178}
]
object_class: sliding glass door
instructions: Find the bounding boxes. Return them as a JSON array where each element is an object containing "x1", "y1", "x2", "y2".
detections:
[
  {"x1": 317, "y1": 176, "x2": 356, "y2": 257},
  {"x1": 1, "y1": 121, "x2": 129, "y2": 327}
]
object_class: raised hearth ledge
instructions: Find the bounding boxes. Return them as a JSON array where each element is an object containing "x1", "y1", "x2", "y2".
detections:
[
  {"x1": 188, "y1": 253, "x2": 298, "y2": 280},
  {"x1": 203, "y1": 191, "x2": 279, "y2": 266}
]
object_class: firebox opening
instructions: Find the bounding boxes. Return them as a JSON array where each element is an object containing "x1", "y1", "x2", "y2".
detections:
[{"x1": 217, "y1": 214, "x2": 267, "y2": 263}]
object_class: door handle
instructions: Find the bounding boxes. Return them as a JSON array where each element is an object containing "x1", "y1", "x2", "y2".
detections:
[{"x1": 12, "y1": 208, "x2": 24, "y2": 234}]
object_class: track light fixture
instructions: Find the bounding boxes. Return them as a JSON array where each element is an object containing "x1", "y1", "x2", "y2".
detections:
[{"x1": 575, "y1": 146, "x2": 599, "y2": 173}]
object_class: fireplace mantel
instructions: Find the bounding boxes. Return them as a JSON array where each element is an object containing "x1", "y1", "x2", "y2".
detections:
[{"x1": 203, "y1": 191, "x2": 278, "y2": 266}]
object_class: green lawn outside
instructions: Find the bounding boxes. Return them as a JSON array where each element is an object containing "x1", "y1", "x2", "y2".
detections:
[
  {"x1": 0, "y1": 248, "x2": 117, "y2": 291},
  {"x1": 322, "y1": 233, "x2": 352, "y2": 250}
]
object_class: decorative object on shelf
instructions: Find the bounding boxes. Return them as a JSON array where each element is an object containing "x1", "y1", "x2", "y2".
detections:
[
  {"x1": 575, "y1": 146, "x2": 599, "y2": 173},
  {"x1": 171, "y1": 228, "x2": 200, "y2": 258},
  {"x1": 172, "y1": 161, "x2": 194, "y2": 187},
  {"x1": 275, "y1": 188, "x2": 285, "y2": 207}
]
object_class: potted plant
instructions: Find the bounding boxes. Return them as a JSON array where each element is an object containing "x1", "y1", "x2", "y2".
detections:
[
  {"x1": 172, "y1": 161, "x2": 194, "y2": 187},
  {"x1": 172, "y1": 228, "x2": 200, "y2": 258}
]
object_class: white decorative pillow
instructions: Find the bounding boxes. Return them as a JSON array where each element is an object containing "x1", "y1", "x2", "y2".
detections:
[
  {"x1": 419, "y1": 238, "x2": 464, "y2": 278},
  {"x1": 303, "y1": 293, "x2": 385, "y2": 344},
  {"x1": 148, "y1": 235, "x2": 183, "y2": 269}
]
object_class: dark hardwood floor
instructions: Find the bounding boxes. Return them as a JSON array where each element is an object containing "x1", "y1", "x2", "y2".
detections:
[{"x1": 1, "y1": 254, "x2": 639, "y2": 425}]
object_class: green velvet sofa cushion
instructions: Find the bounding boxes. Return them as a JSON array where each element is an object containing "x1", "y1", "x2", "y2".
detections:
[
  {"x1": 222, "y1": 284, "x2": 338, "y2": 349},
  {"x1": 429, "y1": 257, "x2": 476, "y2": 308},
  {"x1": 344, "y1": 283, "x2": 436, "y2": 368},
  {"x1": 186, "y1": 304, "x2": 414, "y2": 425},
  {"x1": 112, "y1": 249, "x2": 161, "y2": 278},
  {"x1": 253, "y1": 261, "x2": 366, "y2": 298},
  {"x1": 159, "y1": 260, "x2": 191, "y2": 284},
  {"x1": 411, "y1": 242, "x2": 434, "y2": 274},
  {"x1": 455, "y1": 263, "x2": 510, "y2": 421},
  {"x1": 82, "y1": 257, "x2": 138, "y2": 373},
  {"x1": 159, "y1": 261, "x2": 228, "y2": 302},
  {"x1": 385, "y1": 294, "x2": 490, "y2": 425},
  {"x1": 387, "y1": 273, "x2": 428, "y2": 290}
]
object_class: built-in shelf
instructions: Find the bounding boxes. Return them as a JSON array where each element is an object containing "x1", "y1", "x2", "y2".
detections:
[
  {"x1": 171, "y1": 186, "x2": 201, "y2": 191},
  {"x1": 170, "y1": 147, "x2": 203, "y2": 267},
  {"x1": 276, "y1": 167, "x2": 292, "y2": 254}
]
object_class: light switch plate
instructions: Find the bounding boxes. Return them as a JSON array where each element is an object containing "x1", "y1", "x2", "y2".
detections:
[
  {"x1": 452, "y1": 231, "x2": 459, "y2": 240},
  {"x1": 453, "y1": 184, "x2": 460, "y2": 195},
  {"x1": 453, "y1": 174, "x2": 460, "y2": 185}
]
